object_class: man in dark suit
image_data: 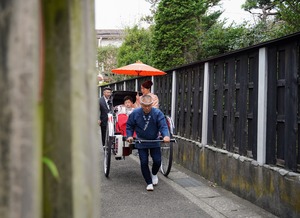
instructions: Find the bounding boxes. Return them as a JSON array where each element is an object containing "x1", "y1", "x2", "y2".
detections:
[{"x1": 98, "y1": 87, "x2": 112, "y2": 146}]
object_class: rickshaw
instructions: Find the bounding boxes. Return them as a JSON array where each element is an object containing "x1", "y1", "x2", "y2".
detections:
[{"x1": 103, "y1": 90, "x2": 176, "y2": 178}]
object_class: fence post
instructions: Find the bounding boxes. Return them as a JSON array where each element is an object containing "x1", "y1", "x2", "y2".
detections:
[
  {"x1": 171, "y1": 70, "x2": 177, "y2": 122},
  {"x1": 135, "y1": 79, "x2": 138, "y2": 92},
  {"x1": 257, "y1": 47, "x2": 268, "y2": 164},
  {"x1": 151, "y1": 76, "x2": 155, "y2": 93},
  {"x1": 201, "y1": 62, "x2": 209, "y2": 145},
  {"x1": 98, "y1": 86, "x2": 102, "y2": 98}
]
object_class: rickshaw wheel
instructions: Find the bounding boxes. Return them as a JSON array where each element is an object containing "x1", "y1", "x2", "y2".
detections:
[
  {"x1": 103, "y1": 126, "x2": 112, "y2": 177},
  {"x1": 160, "y1": 141, "x2": 173, "y2": 176}
]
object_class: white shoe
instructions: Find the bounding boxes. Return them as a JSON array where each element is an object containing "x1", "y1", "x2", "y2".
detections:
[
  {"x1": 152, "y1": 174, "x2": 158, "y2": 186},
  {"x1": 146, "y1": 184, "x2": 154, "y2": 191}
]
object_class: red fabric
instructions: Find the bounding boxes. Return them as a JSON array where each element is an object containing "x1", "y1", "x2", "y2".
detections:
[
  {"x1": 116, "y1": 114, "x2": 128, "y2": 136},
  {"x1": 116, "y1": 113, "x2": 136, "y2": 137}
]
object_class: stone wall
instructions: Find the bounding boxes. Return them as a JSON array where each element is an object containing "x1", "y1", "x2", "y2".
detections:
[{"x1": 173, "y1": 136, "x2": 300, "y2": 218}]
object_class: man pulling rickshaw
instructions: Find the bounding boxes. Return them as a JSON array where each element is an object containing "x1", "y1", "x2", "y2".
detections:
[{"x1": 126, "y1": 95, "x2": 170, "y2": 191}]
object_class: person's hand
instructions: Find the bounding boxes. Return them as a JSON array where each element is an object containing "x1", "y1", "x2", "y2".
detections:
[
  {"x1": 136, "y1": 94, "x2": 140, "y2": 102},
  {"x1": 98, "y1": 120, "x2": 101, "y2": 125},
  {"x1": 163, "y1": 136, "x2": 170, "y2": 143},
  {"x1": 127, "y1": 137, "x2": 134, "y2": 143}
]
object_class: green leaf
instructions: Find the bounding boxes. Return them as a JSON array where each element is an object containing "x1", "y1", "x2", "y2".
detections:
[{"x1": 43, "y1": 157, "x2": 60, "y2": 181}]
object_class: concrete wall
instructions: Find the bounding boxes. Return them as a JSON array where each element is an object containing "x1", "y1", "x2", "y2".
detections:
[
  {"x1": 0, "y1": 1, "x2": 100, "y2": 217},
  {"x1": 173, "y1": 137, "x2": 300, "y2": 218}
]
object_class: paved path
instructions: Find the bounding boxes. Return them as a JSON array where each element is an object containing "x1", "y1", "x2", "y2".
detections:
[{"x1": 99, "y1": 150, "x2": 278, "y2": 218}]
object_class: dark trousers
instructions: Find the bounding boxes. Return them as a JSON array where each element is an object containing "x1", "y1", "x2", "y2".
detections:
[
  {"x1": 138, "y1": 147, "x2": 161, "y2": 185},
  {"x1": 101, "y1": 125, "x2": 107, "y2": 146}
]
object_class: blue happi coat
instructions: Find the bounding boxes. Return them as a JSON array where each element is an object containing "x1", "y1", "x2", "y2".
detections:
[{"x1": 126, "y1": 107, "x2": 170, "y2": 148}]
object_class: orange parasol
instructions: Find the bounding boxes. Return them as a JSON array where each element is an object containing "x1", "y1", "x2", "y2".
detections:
[{"x1": 111, "y1": 61, "x2": 166, "y2": 76}]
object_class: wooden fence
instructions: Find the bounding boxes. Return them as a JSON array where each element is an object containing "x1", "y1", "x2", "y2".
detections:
[{"x1": 99, "y1": 32, "x2": 300, "y2": 173}]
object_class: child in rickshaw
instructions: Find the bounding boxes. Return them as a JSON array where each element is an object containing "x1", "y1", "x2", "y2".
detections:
[
  {"x1": 115, "y1": 95, "x2": 135, "y2": 116},
  {"x1": 115, "y1": 96, "x2": 135, "y2": 136}
]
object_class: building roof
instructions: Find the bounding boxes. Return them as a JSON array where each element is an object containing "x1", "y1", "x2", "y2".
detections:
[{"x1": 96, "y1": 29, "x2": 124, "y2": 40}]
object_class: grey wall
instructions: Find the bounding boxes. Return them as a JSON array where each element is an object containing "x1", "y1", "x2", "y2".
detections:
[{"x1": 173, "y1": 137, "x2": 300, "y2": 218}]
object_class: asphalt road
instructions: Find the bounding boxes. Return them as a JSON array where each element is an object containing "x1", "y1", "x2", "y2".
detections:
[{"x1": 99, "y1": 149, "x2": 278, "y2": 218}]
